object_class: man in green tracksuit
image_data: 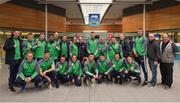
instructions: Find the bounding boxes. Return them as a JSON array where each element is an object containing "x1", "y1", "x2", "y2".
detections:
[
  {"x1": 55, "y1": 56, "x2": 69, "y2": 88},
  {"x1": 22, "y1": 33, "x2": 35, "y2": 59},
  {"x1": 47, "y1": 34, "x2": 60, "y2": 63},
  {"x1": 69, "y1": 36, "x2": 79, "y2": 57},
  {"x1": 84, "y1": 53, "x2": 98, "y2": 86},
  {"x1": 110, "y1": 53, "x2": 126, "y2": 84},
  {"x1": 60, "y1": 35, "x2": 70, "y2": 61},
  {"x1": 96, "y1": 37, "x2": 108, "y2": 59},
  {"x1": 96, "y1": 54, "x2": 113, "y2": 83},
  {"x1": 133, "y1": 28, "x2": 148, "y2": 86},
  {"x1": 87, "y1": 32, "x2": 98, "y2": 56},
  {"x1": 124, "y1": 56, "x2": 141, "y2": 85},
  {"x1": 108, "y1": 37, "x2": 123, "y2": 60},
  {"x1": 34, "y1": 33, "x2": 46, "y2": 61},
  {"x1": 67, "y1": 54, "x2": 82, "y2": 86},
  {"x1": 15, "y1": 52, "x2": 42, "y2": 92},
  {"x1": 39, "y1": 51, "x2": 56, "y2": 89}
]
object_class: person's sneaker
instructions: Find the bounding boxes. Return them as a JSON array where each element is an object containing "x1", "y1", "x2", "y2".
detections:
[
  {"x1": 85, "y1": 79, "x2": 90, "y2": 86},
  {"x1": 91, "y1": 78, "x2": 96, "y2": 87},
  {"x1": 8, "y1": 86, "x2": 16, "y2": 92},
  {"x1": 115, "y1": 78, "x2": 118, "y2": 84},
  {"x1": 72, "y1": 79, "x2": 75, "y2": 83},
  {"x1": 127, "y1": 78, "x2": 132, "y2": 83},
  {"x1": 119, "y1": 79, "x2": 122, "y2": 85},
  {"x1": 20, "y1": 86, "x2": 25, "y2": 93},
  {"x1": 55, "y1": 83, "x2": 59, "y2": 88},
  {"x1": 141, "y1": 81, "x2": 148, "y2": 86},
  {"x1": 48, "y1": 84, "x2": 53, "y2": 90},
  {"x1": 164, "y1": 85, "x2": 170, "y2": 90},
  {"x1": 147, "y1": 83, "x2": 156, "y2": 88}
]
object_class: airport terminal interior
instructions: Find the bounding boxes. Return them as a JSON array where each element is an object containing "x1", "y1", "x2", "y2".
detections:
[{"x1": 0, "y1": 0, "x2": 180, "y2": 102}]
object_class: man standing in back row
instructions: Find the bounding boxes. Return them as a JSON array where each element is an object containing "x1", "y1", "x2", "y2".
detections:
[
  {"x1": 133, "y1": 28, "x2": 148, "y2": 86},
  {"x1": 147, "y1": 33, "x2": 160, "y2": 87}
]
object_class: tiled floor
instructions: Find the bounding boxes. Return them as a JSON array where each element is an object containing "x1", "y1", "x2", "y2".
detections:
[{"x1": 0, "y1": 61, "x2": 180, "y2": 102}]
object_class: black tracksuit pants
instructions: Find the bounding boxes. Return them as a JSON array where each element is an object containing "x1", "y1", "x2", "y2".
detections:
[{"x1": 160, "y1": 62, "x2": 174, "y2": 88}]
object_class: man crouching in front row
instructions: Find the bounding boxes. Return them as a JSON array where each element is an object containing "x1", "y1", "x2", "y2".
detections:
[
  {"x1": 38, "y1": 51, "x2": 56, "y2": 89},
  {"x1": 15, "y1": 52, "x2": 42, "y2": 92}
]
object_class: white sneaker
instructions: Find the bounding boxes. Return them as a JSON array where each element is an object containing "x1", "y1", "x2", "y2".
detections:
[{"x1": 48, "y1": 84, "x2": 53, "y2": 90}]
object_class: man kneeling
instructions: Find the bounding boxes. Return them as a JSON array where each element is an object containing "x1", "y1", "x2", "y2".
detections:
[
  {"x1": 39, "y1": 51, "x2": 56, "y2": 89},
  {"x1": 110, "y1": 53, "x2": 126, "y2": 84},
  {"x1": 84, "y1": 53, "x2": 98, "y2": 86},
  {"x1": 125, "y1": 56, "x2": 141, "y2": 85},
  {"x1": 67, "y1": 54, "x2": 82, "y2": 86},
  {"x1": 96, "y1": 54, "x2": 113, "y2": 84},
  {"x1": 15, "y1": 52, "x2": 42, "y2": 92},
  {"x1": 55, "y1": 56, "x2": 69, "y2": 88}
]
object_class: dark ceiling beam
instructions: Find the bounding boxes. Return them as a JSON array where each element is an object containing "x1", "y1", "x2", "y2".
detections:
[{"x1": 77, "y1": 0, "x2": 85, "y2": 24}]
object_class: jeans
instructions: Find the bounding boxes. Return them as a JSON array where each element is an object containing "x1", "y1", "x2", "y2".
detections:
[{"x1": 148, "y1": 59, "x2": 157, "y2": 85}]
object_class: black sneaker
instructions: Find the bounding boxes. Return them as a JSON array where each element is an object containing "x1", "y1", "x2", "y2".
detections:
[
  {"x1": 119, "y1": 79, "x2": 122, "y2": 85},
  {"x1": 115, "y1": 78, "x2": 118, "y2": 84},
  {"x1": 164, "y1": 85, "x2": 170, "y2": 90},
  {"x1": 141, "y1": 81, "x2": 148, "y2": 86},
  {"x1": 20, "y1": 86, "x2": 25, "y2": 92},
  {"x1": 147, "y1": 83, "x2": 156, "y2": 88},
  {"x1": 9, "y1": 87, "x2": 16, "y2": 92},
  {"x1": 55, "y1": 83, "x2": 59, "y2": 88}
]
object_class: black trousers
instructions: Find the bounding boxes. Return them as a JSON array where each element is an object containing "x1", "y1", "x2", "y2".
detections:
[
  {"x1": 97, "y1": 73, "x2": 110, "y2": 83},
  {"x1": 56, "y1": 74, "x2": 69, "y2": 85},
  {"x1": 8, "y1": 59, "x2": 22, "y2": 87},
  {"x1": 15, "y1": 76, "x2": 42, "y2": 89},
  {"x1": 134, "y1": 56, "x2": 148, "y2": 81},
  {"x1": 41, "y1": 71, "x2": 56, "y2": 84},
  {"x1": 160, "y1": 62, "x2": 174, "y2": 87},
  {"x1": 69, "y1": 75, "x2": 81, "y2": 86}
]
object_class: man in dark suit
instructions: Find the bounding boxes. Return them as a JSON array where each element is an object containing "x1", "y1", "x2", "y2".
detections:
[{"x1": 3, "y1": 31, "x2": 23, "y2": 92}]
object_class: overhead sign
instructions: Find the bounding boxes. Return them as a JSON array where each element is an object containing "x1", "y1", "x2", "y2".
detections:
[{"x1": 89, "y1": 14, "x2": 100, "y2": 27}]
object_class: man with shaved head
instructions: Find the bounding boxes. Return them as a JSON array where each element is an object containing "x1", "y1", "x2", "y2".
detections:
[
  {"x1": 147, "y1": 33, "x2": 160, "y2": 87},
  {"x1": 159, "y1": 33, "x2": 179, "y2": 90}
]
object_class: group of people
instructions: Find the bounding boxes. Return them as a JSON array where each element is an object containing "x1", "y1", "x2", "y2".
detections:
[{"x1": 3, "y1": 28, "x2": 179, "y2": 92}]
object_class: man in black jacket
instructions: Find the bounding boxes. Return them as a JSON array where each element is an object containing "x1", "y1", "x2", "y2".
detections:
[
  {"x1": 147, "y1": 33, "x2": 160, "y2": 87},
  {"x1": 78, "y1": 36, "x2": 88, "y2": 64},
  {"x1": 3, "y1": 31, "x2": 23, "y2": 92},
  {"x1": 119, "y1": 33, "x2": 131, "y2": 58}
]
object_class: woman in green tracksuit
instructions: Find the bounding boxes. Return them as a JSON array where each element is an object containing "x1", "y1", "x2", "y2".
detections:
[
  {"x1": 67, "y1": 54, "x2": 82, "y2": 86},
  {"x1": 69, "y1": 36, "x2": 79, "y2": 57},
  {"x1": 124, "y1": 56, "x2": 141, "y2": 85},
  {"x1": 108, "y1": 37, "x2": 123, "y2": 60},
  {"x1": 47, "y1": 34, "x2": 60, "y2": 63},
  {"x1": 15, "y1": 52, "x2": 42, "y2": 92},
  {"x1": 84, "y1": 53, "x2": 98, "y2": 85},
  {"x1": 96, "y1": 54, "x2": 113, "y2": 83},
  {"x1": 34, "y1": 33, "x2": 46, "y2": 61},
  {"x1": 110, "y1": 53, "x2": 126, "y2": 84}
]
